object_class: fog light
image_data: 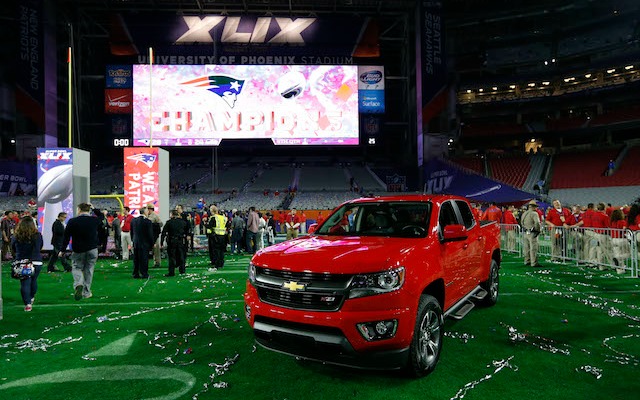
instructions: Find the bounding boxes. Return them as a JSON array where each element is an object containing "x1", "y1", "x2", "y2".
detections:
[
  {"x1": 356, "y1": 319, "x2": 398, "y2": 341},
  {"x1": 245, "y1": 304, "x2": 251, "y2": 320}
]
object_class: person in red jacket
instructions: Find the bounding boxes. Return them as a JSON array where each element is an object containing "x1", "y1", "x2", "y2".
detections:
[
  {"x1": 609, "y1": 209, "x2": 629, "y2": 274},
  {"x1": 545, "y1": 199, "x2": 575, "y2": 263},
  {"x1": 482, "y1": 202, "x2": 503, "y2": 223},
  {"x1": 502, "y1": 205, "x2": 518, "y2": 251},
  {"x1": 589, "y1": 203, "x2": 612, "y2": 268}
]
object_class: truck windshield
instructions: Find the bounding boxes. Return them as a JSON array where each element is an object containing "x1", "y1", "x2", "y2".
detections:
[{"x1": 315, "y1": 202, "x2": 431, "y2": 238}]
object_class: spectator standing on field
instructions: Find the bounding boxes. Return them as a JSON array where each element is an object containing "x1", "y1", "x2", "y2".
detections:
[
  {"x1": 146, "y1": 204, "x2": 163, "y2": 268},
  {"x1": 285, "y1": 208, "x2": 301, "y2": 240},
  {"x1": 47, "y1": 212, "x2": 71, "y2": 272},
  {"x1": 245, "y1": 206, "x2": 260, "y2": 254},
  {"x1": 11, "y1": 215, "x2": 43, "y2": 312},
  {"x1": 520, "y1": 200, "x2": 542, "y2": 268},
  {"x1": 130, "y1": 207, "x2": 154, "y2": 279},
  {"x1": 120, "y1": 207, "x2": 134, "y2": 260},
  {"x1": 61, "y1": 203, "x2": 100, "y2": 300}
]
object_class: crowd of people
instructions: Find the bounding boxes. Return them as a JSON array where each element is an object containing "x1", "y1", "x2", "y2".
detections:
[
  {"x1": 475, "y1": 199, "x2": 640, "y2": 272},
  {"x1": 3, "y1": 196, "x2": 638, "y2": 313}
]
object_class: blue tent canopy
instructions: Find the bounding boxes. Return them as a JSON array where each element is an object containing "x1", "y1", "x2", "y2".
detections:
[{"x1": 423, "y1": 158, "x2": 536, "y2": 204}]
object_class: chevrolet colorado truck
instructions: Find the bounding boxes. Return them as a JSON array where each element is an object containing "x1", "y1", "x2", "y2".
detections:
[{"x1": 244, "y1": 194, "x2": 501, "y2": 376}]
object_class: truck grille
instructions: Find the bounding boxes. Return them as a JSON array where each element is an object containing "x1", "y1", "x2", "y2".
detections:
[{"x1": 255, "y1": 267, "x2": 352, "y2": 311}]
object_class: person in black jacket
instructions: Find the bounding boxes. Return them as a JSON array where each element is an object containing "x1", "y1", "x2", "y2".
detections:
[
  {"x1": 11, "y1": 215, "x2": 43, "y2": 311},
  {"x1": 130, "y1": 207, "x2": 154, "y2": 279},
  {"x1": 47, "y1": 212, "x2": 71, "y2": 272},
  {"x1": 161, "y1": 209, "x2": 188, "y2": 276},
  {"x1": 61, "y1": 203, "x2": 100, "y2": 301}
]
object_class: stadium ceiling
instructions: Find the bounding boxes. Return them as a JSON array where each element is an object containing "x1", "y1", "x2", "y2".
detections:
[{"x1": 56, "y1": 0, "x2": 416, "y2": 15}]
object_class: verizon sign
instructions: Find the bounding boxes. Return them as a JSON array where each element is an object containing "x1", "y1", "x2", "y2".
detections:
[{"x1": 105, "y1": 89, "x2": 133, "y2": 114}]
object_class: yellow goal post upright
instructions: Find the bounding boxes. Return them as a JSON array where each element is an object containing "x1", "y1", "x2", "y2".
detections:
[{"x1": 89, "y1": 194, "x2": 125, "y2": 212}]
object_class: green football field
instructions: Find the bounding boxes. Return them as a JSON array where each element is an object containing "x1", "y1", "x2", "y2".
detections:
[{"x1": 0, "y1": 251, "x2": 638, "y2": 400}]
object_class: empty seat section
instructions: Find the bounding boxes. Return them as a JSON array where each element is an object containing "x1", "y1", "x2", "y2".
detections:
[{"x1": 488, "y1": 156, "x2": 531, "y2": 188}]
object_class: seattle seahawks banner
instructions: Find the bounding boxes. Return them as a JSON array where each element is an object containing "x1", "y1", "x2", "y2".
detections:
[
  {"x1": 111, "y1": 14, "x2": 380, "y2": 64},
  {"x1": 123, "y1": 147, "x2": 169, "y2": 222},
  {"x1": 37, "y1": 148, "x2": 74, "y2": 250},
  {"x1": 418, "y1": 1, "x2": 447, "y2": 125}
]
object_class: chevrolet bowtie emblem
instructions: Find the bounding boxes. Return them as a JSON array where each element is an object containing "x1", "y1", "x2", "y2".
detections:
[{"x1": 283, "y1": 281, "x2": 306, "y2": 292}]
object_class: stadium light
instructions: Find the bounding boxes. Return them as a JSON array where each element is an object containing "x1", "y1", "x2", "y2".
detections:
[
  {"x1": 585, "y1": 73, "x2": 592, "y2": 78},
  {"x1": 530, "y1": 138, "x2": 536, "y2": 143},
  {"x1": 466, "y1": 89, "x2": 471, "y2": 93},
  {"x1": 478, "y1": 88, "x2": 484, "y2": 92},
  {"x1": 607, "y1": 69, "x2": 616, "y2": 74},
  {"x1": 542, "y1": 81, "x2": 550, "y2": 85},
  {"x1": 625, "y1": 65, "x2": 633, "y2": 70},
  {"x1": 527, "y1": 82, "x2": 536, "y2": 87},
  {"x1": 509, "y1": 85, "x2": 516, "y2": 89},
  {"x1": 492, "y1": 87, "x2": 498, "y2": 91}
]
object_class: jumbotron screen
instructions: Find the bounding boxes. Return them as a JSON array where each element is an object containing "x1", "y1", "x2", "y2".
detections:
[{"x1": 132, "y1": 65, "x2": 359, "y2": 146}]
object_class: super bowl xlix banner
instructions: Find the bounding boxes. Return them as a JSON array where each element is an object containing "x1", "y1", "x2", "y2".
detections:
[
  {"x1": 124, "y1": 147, "x2": 160, "y2": 213},
  {"x1": 37, "y1": 148, "x2": 74, "y2": 250}
]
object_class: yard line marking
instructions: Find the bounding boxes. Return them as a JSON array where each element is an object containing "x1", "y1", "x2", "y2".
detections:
[
  {"x1": 9, "y1": 299, "x2": 246, "y2": 309},
  {"x1": 86, "y1": 333, "x2": 137, "y2": 357},
  {"x1": 0, "y1": 366, "x2": 196, "y2": 400}
]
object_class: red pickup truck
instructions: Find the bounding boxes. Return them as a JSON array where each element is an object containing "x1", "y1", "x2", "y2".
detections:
[{"x1": 244, "y1": 194, "x2": 501, "y2": 376}]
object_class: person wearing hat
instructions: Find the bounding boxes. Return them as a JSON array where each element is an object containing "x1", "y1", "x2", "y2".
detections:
[{"x1": 521, "y1": 200, "x2": 542, "y2": 267}]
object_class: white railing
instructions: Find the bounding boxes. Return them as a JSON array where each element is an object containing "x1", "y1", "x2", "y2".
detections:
[{"x1": 500, "y1": 224, "x2": 639, "y2": 278}]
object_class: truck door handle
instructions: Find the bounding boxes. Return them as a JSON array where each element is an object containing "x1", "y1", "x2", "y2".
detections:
[
  {"x1": 463, "y1": 244, "x2": 468, "y2": 249},
  {"x1": 477, "y1": 236, "x2": 483, "y2": 241}
]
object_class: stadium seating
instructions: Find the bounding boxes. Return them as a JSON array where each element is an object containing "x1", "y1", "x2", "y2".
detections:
[
  {"x1": 549, "y1": 147, "x2": 636, "y2": 189},
  {"x1": 450, "y1": 156, "x2": 484, "y2": 175},
  {"x1": 488, "y1": 155, "x2": 531, "y2": 188},
  {"x1": 548, "y1": 186, "x2": 640, "y2": 207}
]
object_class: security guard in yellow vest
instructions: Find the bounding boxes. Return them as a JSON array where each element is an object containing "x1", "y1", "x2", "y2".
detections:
[{"x1": 206, "y1": 205, "x2": 227, "y2": 269}]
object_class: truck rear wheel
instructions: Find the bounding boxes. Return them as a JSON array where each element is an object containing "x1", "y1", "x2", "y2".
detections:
[
  {"x1": 480, "y1": 259, "x2": 499, "y2": 307},
  {"x1": 407, "y1": 294, "x2": 443, "y2": 377}
]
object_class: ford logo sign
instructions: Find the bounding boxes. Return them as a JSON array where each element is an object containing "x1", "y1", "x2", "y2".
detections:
[{"x1": 359, "y1": 71, "x2": 383, "y2": 85}]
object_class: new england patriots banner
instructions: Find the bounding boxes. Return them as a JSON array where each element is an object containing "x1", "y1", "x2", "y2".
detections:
[
  {"x1": 37, "y1": 148, "x2": 75, "y2": 250},
  {"x1": 124, "y1": 147, "x2": 160, "y2": 213},
  {"x1": 112, "y1": 14, "x2": 379, "y2": 64}
]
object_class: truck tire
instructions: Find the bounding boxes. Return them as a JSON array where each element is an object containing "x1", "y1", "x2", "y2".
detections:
[
  {"x1": 407, "y1": 294, "x2": 443, "y2": 377},
  {"x1": 480, "y1": 259, "x2": 499, "y2": 307}
]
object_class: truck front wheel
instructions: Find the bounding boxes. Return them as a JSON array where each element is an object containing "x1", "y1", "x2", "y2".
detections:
[{"x1": 407, "y1": 294, "x2": 443, "y2": 377}]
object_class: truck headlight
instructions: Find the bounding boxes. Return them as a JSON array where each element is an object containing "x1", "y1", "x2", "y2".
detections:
[
  {"x1": 348, "y1": 267, "x2": 405, "y2": 299},
  {"x1": 248, "y1": 263, "x2": 256, "y2": 283}
]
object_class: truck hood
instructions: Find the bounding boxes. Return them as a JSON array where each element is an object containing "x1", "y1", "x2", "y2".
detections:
[{"x1": 251, "y1": 235, "x2": 421, "y2": 274}]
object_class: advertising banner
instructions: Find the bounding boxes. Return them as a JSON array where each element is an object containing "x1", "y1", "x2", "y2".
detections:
[
  {"x1": 357, "y1": 66, "x2": 385, "y2": 114},
  {"x1": 105, "y1": 89, "x2": 133, "y2": 114},
  {"x1": 423, "y1": 158, "x2": 534, "y2": 203},
  {"x1": 37, "y1": 148, "x2": 74, "y2": 250},
  {"x1": 115, "y1": 14, "x2": 379, "y2": 63},
  {"x1": 124, "y1": 147, "x2": 160, "y2": 213},
  {"x1": 0, "y1": 161, "x2": 36, "y2": 195},
  {"x1": 133, "y1": 64, "x2": 359, "y2": 146},
  {"x1": 106, "y1": 64, "x2": 133, "y2": 88}
]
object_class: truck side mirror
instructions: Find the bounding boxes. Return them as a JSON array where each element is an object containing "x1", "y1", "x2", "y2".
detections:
[
  {"x1": 442, "y1": 224, "x2": 468, "y2": 242},
  {"x1": 308, "y1": 223, "x2": 318, "y2": 234}
]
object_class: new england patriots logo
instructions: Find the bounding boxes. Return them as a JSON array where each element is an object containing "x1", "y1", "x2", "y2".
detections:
[
  {"x1": 127, "y1": 153, "x2": 157, "y2": 168},
  {"x1": 181, "y1": 75, "x2": 245, "y2": 108}
]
